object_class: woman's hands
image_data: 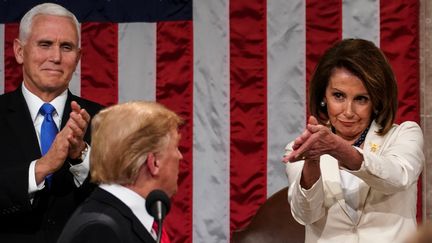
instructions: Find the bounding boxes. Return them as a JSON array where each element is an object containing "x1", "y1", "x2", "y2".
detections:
[
  {"x1": 283, "y1": 115, "x2": 364, "y2": 172},
  {"x1": 284, "y1": 116, "x2": 336, "y2": 163}
]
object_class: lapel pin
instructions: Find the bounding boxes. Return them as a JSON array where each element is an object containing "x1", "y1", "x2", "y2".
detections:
[{"x1": 369, "y1": 142, "x2": 379, "y2": 153}]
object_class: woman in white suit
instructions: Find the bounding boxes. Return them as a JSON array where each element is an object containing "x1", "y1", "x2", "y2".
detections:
[{"x1": 283, "y1": 39, "x2": 424, "y2": 243}]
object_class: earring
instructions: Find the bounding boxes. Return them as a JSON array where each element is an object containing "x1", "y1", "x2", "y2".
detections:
[{"x1": 320, "y1": 101, "x2": 326, "y2": 107}]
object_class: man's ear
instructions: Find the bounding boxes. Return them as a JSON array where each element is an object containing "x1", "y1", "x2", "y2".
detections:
[
  {"x1": 146, "y1": 153, "x2": 159, "y2": 176},
  {"x1": 75, "y1": 47, "x2": 81, "y2": 66},
  {"x1": 13, "y1": 39, "x2": 24, "y2": 64}
]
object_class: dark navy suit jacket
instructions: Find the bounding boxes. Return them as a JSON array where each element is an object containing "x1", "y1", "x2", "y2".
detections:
[
  {"x1": 58, "y1": 187, "x2": 156, "y2": 243},
  {"x1": 0, "y1": 87, "x2": 103, "y2": 243}
]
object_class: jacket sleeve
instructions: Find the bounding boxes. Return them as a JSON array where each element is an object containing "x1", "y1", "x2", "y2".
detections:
[
  {"x1": 346, "y1": 121, "x2": 424, "y2": 194},
  {"x1": 285, "y1": 142, "x2": 326, "y2": 225}
]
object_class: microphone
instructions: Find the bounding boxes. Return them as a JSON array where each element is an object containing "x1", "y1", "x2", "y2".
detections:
[{"x1": 145, "y1": 190, "x2": 171, "y2": 243}]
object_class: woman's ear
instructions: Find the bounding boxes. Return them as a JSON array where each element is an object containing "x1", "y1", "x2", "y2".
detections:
[{"x1": 146, "y1": 153, "x2": 159, "y2": 176}]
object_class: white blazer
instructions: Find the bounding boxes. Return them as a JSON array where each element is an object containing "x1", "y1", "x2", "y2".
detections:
[{"x1": 285, "y1": 121, "x2": 424, "y2": 243}]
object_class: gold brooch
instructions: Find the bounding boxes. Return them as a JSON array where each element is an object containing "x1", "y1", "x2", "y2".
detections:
[{"x1": 369, "y1": 142, "x2": 379, "y2": 153}]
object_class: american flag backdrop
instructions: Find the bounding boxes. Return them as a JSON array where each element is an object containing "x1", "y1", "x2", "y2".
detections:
[{"x1": 0, "y1": 0, "x2": 420, "y2": 242}]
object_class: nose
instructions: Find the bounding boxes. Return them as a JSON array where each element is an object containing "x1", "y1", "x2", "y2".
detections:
[
  {"x1": 178, "y1": 149, "x2": 183, "y2": 160},
  {"x1": 344, "y1": 100, "x2": 355, "y2": 118},
  {"x1": 49, "y1": 46, "x2": 62, "y2": 63}
]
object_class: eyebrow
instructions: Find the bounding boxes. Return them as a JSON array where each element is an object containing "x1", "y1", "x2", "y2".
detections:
[
  {"x1": 329, "y1": 87, "x2": 369, "y2": 96},
  {"x1": 37, "y1": 39, "x2": 77, "y2": 47}
]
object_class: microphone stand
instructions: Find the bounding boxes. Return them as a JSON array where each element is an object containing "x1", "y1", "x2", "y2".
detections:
[
  {"x1": 146, "y1": 190, "x2": 170, "y2": 243},
  {"x1": 156, "y1": 201, "x2": 163, "y2": 243},
  {"x1": 156, "y1": 218, "x2": 162, "y2": 243}
]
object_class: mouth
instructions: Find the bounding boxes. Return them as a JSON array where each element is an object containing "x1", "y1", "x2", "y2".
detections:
[
  {"x1": 42, "y1": 69, "x2": 63, "y2": 74},
  {"x1": 338, "y1": 120, "x2": 356, "y2": 127}
]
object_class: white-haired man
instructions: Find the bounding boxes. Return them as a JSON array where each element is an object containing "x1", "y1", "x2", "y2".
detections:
[{"x1": 0, "y1": 3, "x2": 102, "y2": 242}]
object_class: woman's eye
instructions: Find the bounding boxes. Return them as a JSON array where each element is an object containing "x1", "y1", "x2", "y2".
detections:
[
  {"x1": 356, "y1": 96, "x2": 369, "y2": 104},
  {"x1": 333, "y1": 92, "x2": 344, "y2": 100}
]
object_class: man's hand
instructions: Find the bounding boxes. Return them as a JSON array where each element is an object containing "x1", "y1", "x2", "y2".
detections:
[
  {"x1": 66, "y1": 101, "x2": 90, "y2": 159},
  {"x1": 35, "y1": 126, "x2": 72, "y2": 184},
  {"x1": 34, "y1": 101, "x2": 90, "y2": 184}
]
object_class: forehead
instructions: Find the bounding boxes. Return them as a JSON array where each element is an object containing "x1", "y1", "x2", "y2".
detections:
[
  {"x1": 28, "y1": 14, "x2": 78, "y2": 43},
  {"x1": 327, "y1": 68, "x2": 367, "y2": 92},
  {"x1": 169, "y1": 128, "x2": 181, "y2": 142}
]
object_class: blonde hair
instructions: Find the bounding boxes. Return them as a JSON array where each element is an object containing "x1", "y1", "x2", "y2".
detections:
[{"x1": 90, "y1": 101, "x2": 182, "y2": 184}]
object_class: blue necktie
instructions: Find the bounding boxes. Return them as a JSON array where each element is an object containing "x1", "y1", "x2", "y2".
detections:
[{"x1": 39, "y1": 103, "x2": 58, "y2": 188}]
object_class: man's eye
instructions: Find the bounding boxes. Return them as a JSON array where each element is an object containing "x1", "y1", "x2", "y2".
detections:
[
  {"x1": 61, "y1": 45, "x2": 73, "y2": 51},
  {"x1": 39, "y1": 43, "x2": 50, "y2": 48}
]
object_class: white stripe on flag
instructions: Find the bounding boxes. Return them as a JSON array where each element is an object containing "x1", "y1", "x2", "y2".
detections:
[
  {"x1": 267, "y1": 0, "x2": 306, "y2": 197},
  {"x1": 118, "y1": 23, "x2": 156, "y2": 102},
  {"x1": 342, "y1": 0, "x2": 380, "y2": 46},
  {"x1": 0, "y1": 24, "x2": 4, "y2": 94},
  {"x1": 193, "y1": 0, "x2": 230, "y2": 242},
  {"x1": 69, "y1": 24, "x2": 82, "y2": 96},
  {"x1": 69, "y1": 59, "x2": 81, "y2": 96}
]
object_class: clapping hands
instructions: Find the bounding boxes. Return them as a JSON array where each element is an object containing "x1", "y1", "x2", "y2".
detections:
[{"x1": 283, "y1": 116, "x2": 335, "y2": 163}]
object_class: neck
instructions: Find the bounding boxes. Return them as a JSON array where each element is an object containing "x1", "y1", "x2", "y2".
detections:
[
  {"x1": 352, "y1": 126, "x2": 370, "y2": 147},
  {"x1": 23, "y1": 81, "x2": 67, "y2": 102},
  {"x1": 331, "y1": 125, "x2": 370, "y2": 147}
]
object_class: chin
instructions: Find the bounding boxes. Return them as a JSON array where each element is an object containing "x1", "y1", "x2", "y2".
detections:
[{"x1": 169, "y1": 188, "x2": 177, "y2": 197}]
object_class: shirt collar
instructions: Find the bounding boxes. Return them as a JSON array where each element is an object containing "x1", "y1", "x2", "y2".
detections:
[
  {"x1": 99, "y1": 184, "x2": 154, "y2": 234},
  {"x1": 21, "y1": 84, "x2": 68, "y2": 122}
]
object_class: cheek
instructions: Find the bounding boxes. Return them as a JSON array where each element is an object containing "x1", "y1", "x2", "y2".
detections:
[
  {"x1": 168, "y1": 154, "x2": 180, "y2": 173},
  {"x1": 62, "y1": 59, "x2": 79, "y2": 73},
  {"x1": 326, "y1": 103, "x2": 342, "y2": 118},
  {"x1": 358, "y1": 107, "x2": 373, "y2": 119},
  {"x1": 24, "y1": 48, "x2": 45, "y2": 62},
  {"x1": 173, "y1": 159, "x2": 180, "y2": 175},
  {"x1": 65, "y1": 55, "x2": 79, "y2": 66}
]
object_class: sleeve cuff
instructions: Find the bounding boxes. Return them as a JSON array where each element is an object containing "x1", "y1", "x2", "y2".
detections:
[
  {"x1": 69, "y1": 145, "x2": 91, "y2": 187},
  {"x1": 28, "y1": 160, "x2": 45, "y2": 195}
]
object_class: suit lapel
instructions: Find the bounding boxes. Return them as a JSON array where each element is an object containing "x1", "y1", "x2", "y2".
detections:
[
  {"x1": 60, "y1": 91, "x2": 74, "y2": 130},
  {"x1": 356, "y1": 121, "x2": 385, "y2": 219},
  {"x1": 6, "y1": 88, "x2": 41, "y2": 161}
]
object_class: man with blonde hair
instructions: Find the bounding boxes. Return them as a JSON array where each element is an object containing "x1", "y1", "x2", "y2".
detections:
[{"x1": 58, "y1": 101, "x2": 183, "y2": 243}]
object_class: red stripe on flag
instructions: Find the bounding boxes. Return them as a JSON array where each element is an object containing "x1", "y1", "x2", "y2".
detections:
[
  {"x1": 156, "y1": 20, "x2": 193, "y2": 243},
  {"x1": 229, "y1": 0, "x2": 267, "y2": 234},
  {"x1": 4, "y1": 23, "x2": 21, "y2": 92},
  {"x1": 306, "y1": 0, "x2": 342, "y2": 113},
  {"x1": 80, "y1": 22, "x2": 118, "y2": 106},
  {"x1": 380, "y1": 1, "x2": 420, "y2": 124},
  {"x1": 380, "y1": 0, "x2": 421, "y2": 222}
]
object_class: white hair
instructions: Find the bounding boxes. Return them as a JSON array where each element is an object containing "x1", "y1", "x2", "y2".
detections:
[{"x1": 19, "y1": 3, "x2": 80, "y2": 45}]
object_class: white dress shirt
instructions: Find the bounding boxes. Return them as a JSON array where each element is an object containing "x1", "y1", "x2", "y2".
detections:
[
  {"x1": 339, "y1": 170, "x2": 360, "y2": 222},
  {"x1": 22, "y1": 84, "x2": 90, "y2": 195},
  {"x1": 99, "y1": 184, "x2": 155, "y2": 238}
]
